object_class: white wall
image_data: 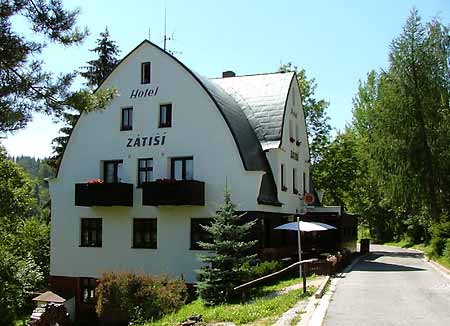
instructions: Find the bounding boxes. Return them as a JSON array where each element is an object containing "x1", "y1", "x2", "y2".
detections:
[
  {"x1": 259, "y1": 77, "x2": 311, "y2": 214},
  {"x1": 50, "y1": 42, "x2": 263, "y2": 283}
]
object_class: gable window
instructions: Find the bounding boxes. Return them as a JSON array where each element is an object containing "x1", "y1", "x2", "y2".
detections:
[
  {"x1": 293, "y1": 168, "x2": 298, "y2": 194},
  {"x1": 303, "y1": 172, "x2": 306, "y2": 195},
  {"x1": 141, "y1": 62, "x2": 151, "y2": 84},
  {"x1": 80, "y1": 218, "x2": 102, "y2": 247},
  {"x1": 281, "y1": 164, "x2": 287, "y2": 191},
  {"x1": 289, "y1": 120, "x2": 294, "y2": 142},
  {"x1": 80, "y1": 277, "x2": 97, "y2": 304},
  {"x1": 133, "y1": 218, "x2": 157, "y2": 249},
  {"x1": 159, "y1": 103, "x2": 172, "y2": 128},
  {"x1": 121, "y1": 107, "x2": 133, "y2": 130},
  {"x1": 171, "y1": 157, "x2": 193, "y2": 181},
  {"x1": 190, "y1": 218, "x2": 213, "y2": 250},
  {"x1": 138, "y1": 158, "x2": 153, "y2": 187},
  {"x1": 104, "y1": 160, "x2": 123, "y2": 183}
]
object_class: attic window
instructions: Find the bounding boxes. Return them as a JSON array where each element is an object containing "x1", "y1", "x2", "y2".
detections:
[{"x1": 141, "y1": 62, "x2": 151, "y2": 84}]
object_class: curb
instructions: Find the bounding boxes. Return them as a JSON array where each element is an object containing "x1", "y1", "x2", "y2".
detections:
[{"x1": 314, "y1": 275, "x2": 330, "y2": 299}]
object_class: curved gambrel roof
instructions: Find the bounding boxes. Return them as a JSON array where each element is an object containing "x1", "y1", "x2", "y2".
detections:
[
  {"x1": 212, "y1": 72, "x2": 294, "y2": 150},
  {"x1": 56, "y1": 40, "x2": 281, "y2": 206}
]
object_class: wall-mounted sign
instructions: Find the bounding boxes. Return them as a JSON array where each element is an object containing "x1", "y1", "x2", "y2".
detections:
[
  {"x1": 127, "y1": 135, "x2": 166, "y2": 148},
  {"x1": 290, "y1": 150, "x2": 299, "y2": 161},
  {"x1": 129, "y1": 87, "x2": 159, "y2": 99}
]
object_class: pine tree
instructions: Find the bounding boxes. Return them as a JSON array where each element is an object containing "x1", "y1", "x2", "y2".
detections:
[
  {"x1": 0, "y1": 0, "x2": 87, "y2": 133},
  {"x1": 196, "y1": 189, "x2": 257, "y2": 305},
  {"x1": 81, "y1": 27, "x2": 120, "y2": 88}
]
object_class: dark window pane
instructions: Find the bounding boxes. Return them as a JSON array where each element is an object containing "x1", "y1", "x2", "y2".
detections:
[
  {"x1": 159, "y1": 104, "x2": 172, "y2": 128},
  {"x1": 190, "y1": 218, "x2": 213, "y2": 250},
  {"x1": 80, "y1": 218, "x2": 102, "y2": 247},
  {"x1": 141, "y1": 62, "x2": 151, "y2": 84},
  {"x1": 133, "y1": 219, "x2": 157, "y2": 248}
]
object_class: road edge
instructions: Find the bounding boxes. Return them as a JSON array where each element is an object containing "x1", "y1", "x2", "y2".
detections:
[
  {"x1": 382, "y1": 244, "x2": 450, "y2": 280},
  {"x1": 297, "y1": 254, "x2": 368, "y2": 326}
]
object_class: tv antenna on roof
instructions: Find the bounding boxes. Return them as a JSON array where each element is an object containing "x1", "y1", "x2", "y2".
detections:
[{"x1": 163, "y1": 3, "x2": 182, "y2": 56}]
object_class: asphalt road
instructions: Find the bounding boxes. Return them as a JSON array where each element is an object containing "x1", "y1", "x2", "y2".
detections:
[{"x1": 324, "y1": 244, "x2": 450, "y2": 326}]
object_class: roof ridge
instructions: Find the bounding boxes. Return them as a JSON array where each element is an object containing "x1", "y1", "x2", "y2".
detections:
[{"x1": 210, "y1": 71, "x2": 293, "y2": 80}]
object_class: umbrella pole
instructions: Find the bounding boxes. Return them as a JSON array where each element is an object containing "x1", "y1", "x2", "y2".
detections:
[{"x1": 297, "y1": 216, "x2": 302, "y2": 279}]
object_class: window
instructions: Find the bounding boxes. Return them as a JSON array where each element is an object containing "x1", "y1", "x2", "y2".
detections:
[
  {"x1": 133, "y1": 218, "x2": 157, "y2": 249},
  {"x1": 141, "y1": 62, "x2": 151, "y2": 84},
  {"x1": 293, "y1": 168, "x2": 298, "y2": 194},
  {"x1": 171, "y1": 157, "x2": 193, "y2": 181},
  {"x1": 295, "y1": 124, "x2": 299, "y2": 140},
  {"x1": 159, "y1": 103, "x2": 172, "y2": 128},
  {"x1": 191, "y1": 218, "x2": 212, "y2": 250},
  {"x1": 80, "y1": 218, "x2": 102, "y2": 247},
  {"x1": 303, "y1": 172, "x2": 306, "y2": 195},
  {"x1": 104, "y1": 160, "x2": 123, "y2": 183},
  {"x1": 289, "y1": 120, "x2": 294, "y2": 141},
  {"x1": 80, "y1": 278, "x2": 96, "y2": 304},
  {"x1": 281, "y1": 164, "x2": 287, "y2": 191},
  {"x1": 138, "y1": 158, "x2": 153, "y2": 187},
  {"x1": 121, "y1": 107, "x2": 133, "y2": 130}
]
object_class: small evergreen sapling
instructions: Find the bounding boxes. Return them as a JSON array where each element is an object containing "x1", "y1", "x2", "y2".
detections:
[{"x1": 196, "y1": 189, "x2": 257, "y2": 305}]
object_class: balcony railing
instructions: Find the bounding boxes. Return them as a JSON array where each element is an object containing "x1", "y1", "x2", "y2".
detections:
[
  {"x1": 142, "y1": 180, "x2": 205, "y2": 206},
  {"x1": 75, "y1": 182, "x2": 133, "y2": 207}
]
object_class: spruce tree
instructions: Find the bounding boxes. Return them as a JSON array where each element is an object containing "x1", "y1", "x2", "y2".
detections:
[
  {"x1": 197, "y1": 189, "x2": 257, "y2": 305},
  {"x1": 81, "y1": 27, "x2": 120, "y2": 88}
]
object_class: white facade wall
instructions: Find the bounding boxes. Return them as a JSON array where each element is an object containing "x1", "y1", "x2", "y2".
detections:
[
  {"x1": 49, "y1": 42, "x2": 311, "y2": 284},
  {"x1": 259, "y1": 78, "x2": 310, "y2": 213}
]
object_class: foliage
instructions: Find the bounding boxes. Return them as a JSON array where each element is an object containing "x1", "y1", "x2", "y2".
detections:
[
  {"x1": 279, "y1": 63, "x2": 332, "y2": 164},
  {"x1": 196, "y1": 189, "x2": 257, "y2": 305},
  {"x1": 81, "y1": 27, "x2": 120, "y2": 87},
  {"x1": 95, "y1": 272, "x2": 187, "y2": 323},
  {"x1": 429, "y1": 219, "x2": 450, "y2": 257},
  {"x1": 0, "y1": 147, "x2": 36, "y2": 231},
  {"x1": 0, "y1": 246, "x2": 44, "y2": 326},
  {"x1": 0, "y1": 0, "x2": 87, "y2": 133},
  {"x1": 0, "y1": 147, "x2": 50, "y2": 322},
  {"x1": 317, "y1": 10, "x2": 450, "y2": 243},
  {"x1": 241, "y1": 260, "x2": 283, "y2": 281}
]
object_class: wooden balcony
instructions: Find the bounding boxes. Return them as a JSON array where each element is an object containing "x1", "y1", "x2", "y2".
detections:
[
  {"x1": 142, "y1": 180, "x2": 205, "y2": 206},
  {"x1": 75, "y1": 182, "x2": 133, "y2": 207}
]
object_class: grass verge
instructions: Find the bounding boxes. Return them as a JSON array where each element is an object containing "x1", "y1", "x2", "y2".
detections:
[
  {"x1": 383, "y1": 241, "x2": 450, "y2": 270},
  {"x1": 144, "y1": 278, "x2": 317, "y2": 326}
]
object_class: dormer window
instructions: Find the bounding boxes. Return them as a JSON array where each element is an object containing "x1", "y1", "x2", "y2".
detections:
[
  {"x1": 121, "y1": 107, "x2": 133, "y2": 130},
  {"x1": 141, "y1": 62, "x2": 151, "y2": 84},
  {"x1": 159, "y1": 103, "x2": 172, "y2": 128}
]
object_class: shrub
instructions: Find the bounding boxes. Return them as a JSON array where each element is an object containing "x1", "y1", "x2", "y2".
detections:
[
  {"x1": 241, "y1": 260, "x2": 283, "y2": 281},
  {"x1": 96, "y1": 272, "x2": 187, "y2": 323},
  {"x1": 430, "y1": 220, "x2": 450, "y2": 257},
  {"x1": 443, "y1": 239, "x2": 450, "y2": 262}
]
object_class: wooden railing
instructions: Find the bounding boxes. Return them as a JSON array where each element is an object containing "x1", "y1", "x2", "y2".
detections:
[{"x1": 234, "y1": 258, "x2": 319, "y2": 293}]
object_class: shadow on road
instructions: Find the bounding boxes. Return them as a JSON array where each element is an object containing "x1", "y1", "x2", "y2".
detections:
[
  {"x1": 353, "y1": 260, "x2": 425, "y2": 272},
  {"x1": 370, "y1": 251, "x2": 424, "y2": 259}
]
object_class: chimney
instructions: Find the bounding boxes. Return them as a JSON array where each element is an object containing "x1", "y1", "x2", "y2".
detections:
[{"x1": 222, "y1": 70, "x2": 236, "y2": 78}]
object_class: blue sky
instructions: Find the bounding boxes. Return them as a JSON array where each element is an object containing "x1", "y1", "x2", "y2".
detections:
[{"x1": 3, "y1": 0, "x2": 449, "y2": 158}]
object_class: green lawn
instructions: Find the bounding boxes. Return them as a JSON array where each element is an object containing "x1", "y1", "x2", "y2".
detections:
[{"x1": 144, "y1": 276, "x2": 317, "y2": 326}]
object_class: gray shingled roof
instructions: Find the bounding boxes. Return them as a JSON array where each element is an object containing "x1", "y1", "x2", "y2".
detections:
[{"x1": 212, "y1": 72, "x2": 294, "y2": 149}]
